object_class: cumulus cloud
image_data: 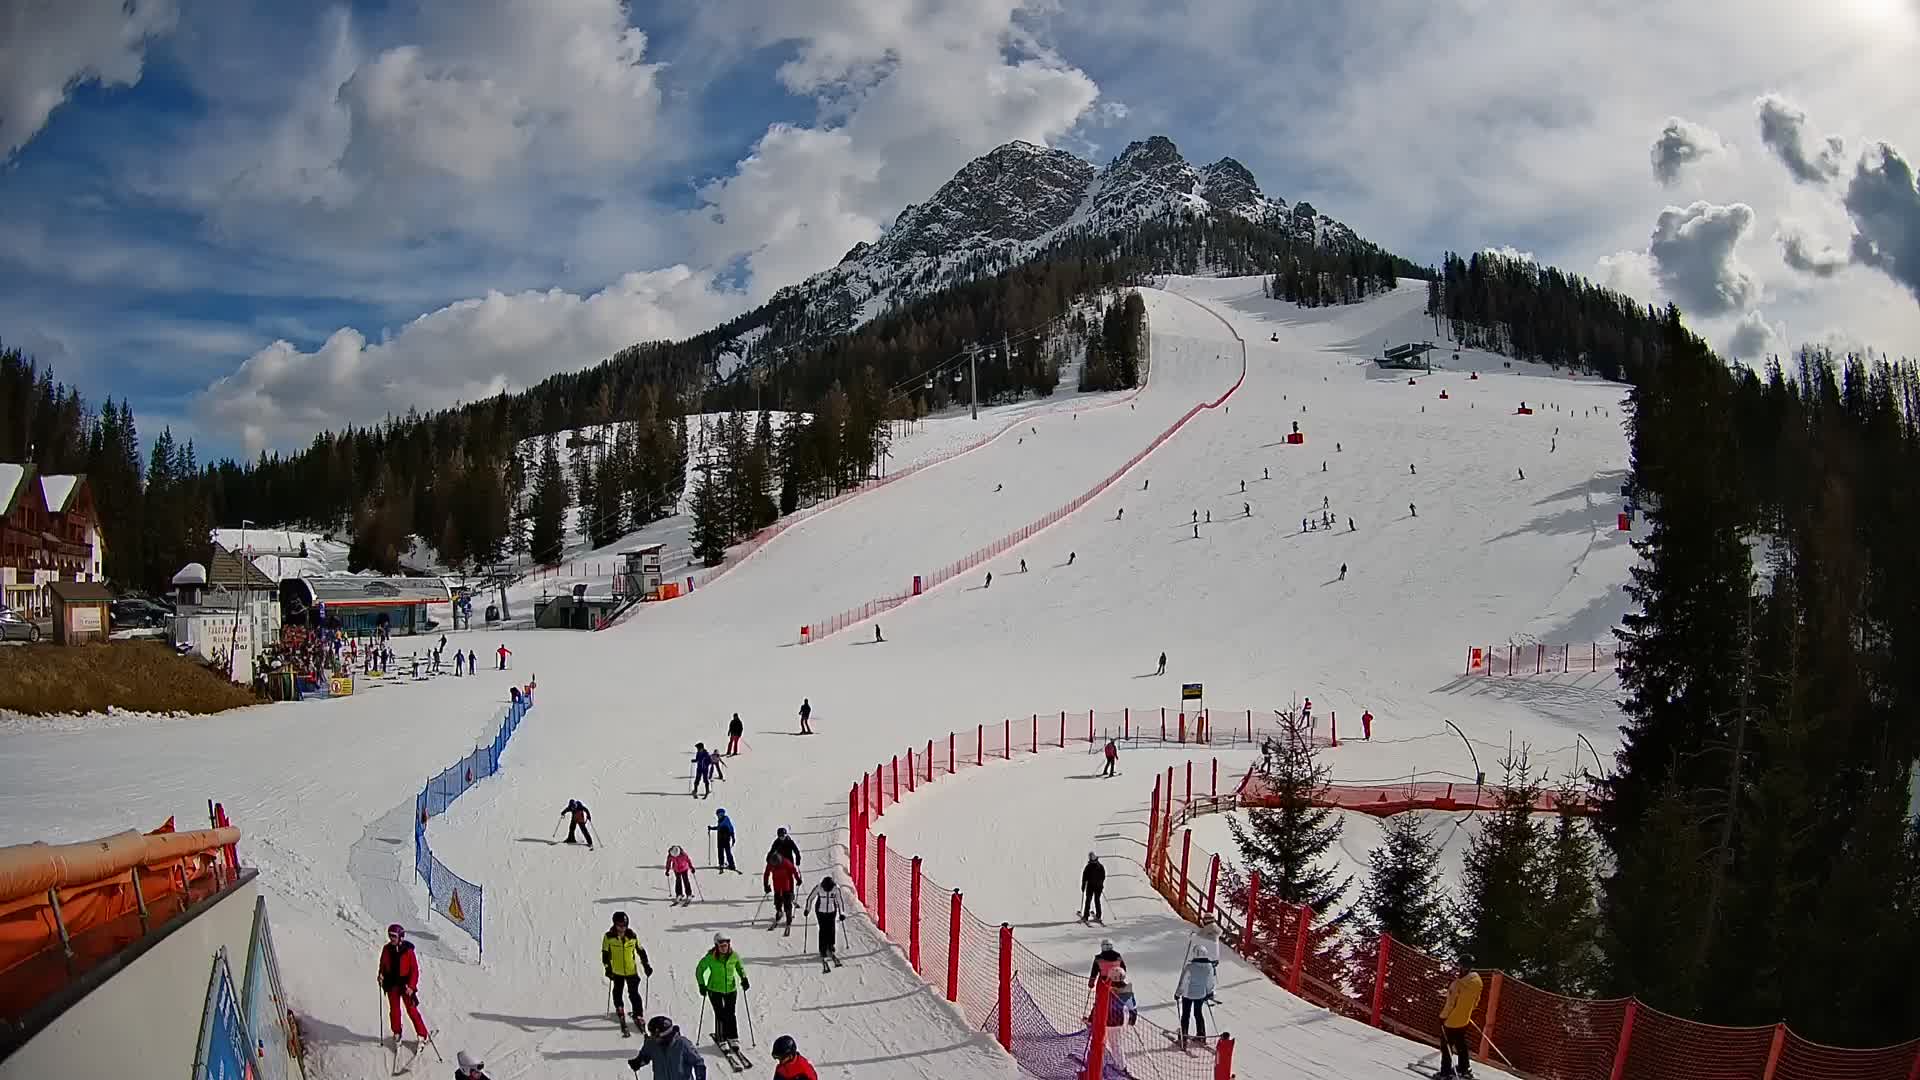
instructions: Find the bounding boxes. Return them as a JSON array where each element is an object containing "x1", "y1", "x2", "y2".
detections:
[
  {"x1": 1726, "y1": 309, "x2": 1782, "y2": 360},
  {"x1": 1595, "y1": 250, "x2": 1659, "y2": 304},
  {"x1": 1778, "y1": 228, "x2": 1847, "y2": 278},
  {"x1": 1484, "y1": 245, "x2": 1537, "y2": 263},
  {"x1": 1757, "y1": 94, "x2": 1845, "y2": 185},
  {"x1": 0, "y1": 0, "x2": 178, "y2": 158},
  {"x1": 198, "y1": 268, "x2": 746, "y2": 453},
  {"x1": 1647, "y1": 201, "x2": 1760, "y2": 316},
  {"x1": 1650, "y1": 116, "x2": 1725, "y2": 186},
  {"x1": 1842, "y1": 141, "x2": 1920, "y2": 302}
]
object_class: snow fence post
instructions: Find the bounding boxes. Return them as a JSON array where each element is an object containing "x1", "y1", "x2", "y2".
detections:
[
  {"x1": 1165, "y1": 766, "x2": 1176, "y2": 824},
  {"x1": 1059, "y1": 710, "x2": 1065, "y2": 748},
  {"x1": 997, "y1": 924, "x2": 1014, "y2": 1051},
  {"x1": 875, "y1": 764, "x2": 884, "y2": 817},
  {"x1": 1031, "y1": 714, "x2": 1038, "y2": 754},
  {"x1": 949, "y1": 732, "x2": 955, "y2": 774},
  {"x1": 909, "y1": 857, "x2": 923, "y2": 974},
  {"x1": 1088, "y1": 709, "x2": 1094, "y2": 744},
  {"x1": 1760, "y1": 1024, "x2": 1787, "y2": 1080},
  {"x1": 926, "y1": 739, "x2": 934, "y2": 782},
  {"x1": 906, "y1": 748, "x2": 915, "y2": 792},
  {"x1": 1214, "y1": 1034, "x2": 1235, "y2": 1080},
  {"x1": 1147, "y1": 778, "x2": 1162, "y2": 885},
  {"x1": 1212, "y1": 757, "x2": 1219, "y2": 798},
  {"x1": 1161, "y1": 708, "x2": 1166, "y2": 742},
  {"x1": 1242, "y1": 871, "x2": 1261, "y2": 953},
  {"x1": 1083, "y1": 976, "x2": 1114, "y2": 1080},
  {"x1": 1477, "y1": 972, "x2": 1504, "y2": 1059},
  {"x1": 946, "y1": 891, "x2": 963, "y2": 1003},
  {"x1": 891, "y1": 755, "x2": 900, "y2": 803},
  {"x1": 976, "y1": 724, "x2": 983, "y2": 767},
  {"x1": 1004, "y1": 718, "x2": 1011, "y2": 760},
  {"x1": 1608, "y1": 1000, "x2": 1639, "y2": 1080},
  {"x1": 1186, "y1": 760, "x2": 1193, "y2": 808},
  {"x1": 1247, "y1": 710, "x2": 1253, "y2": 744},
  {"x1": 876, "y1": 835, "x2": 888, "y2": 934},
  {"x1": 1370, "y1": 933, "x2": 1391, "y2": 1027},
  {"x1": 1179, "y1": 830, "x2": 1193, "y2": 916},
  {"x1": 1288, "y1": 904, "x2": 1312, "y2": 994},
  {"x1": 1331, "y1": 711, "x2": 1338, "y2": 748},
  {"x1": 1205, "y1": 854, "x2": 1220, "y2": 917},
  {"x1": 1123, "y1": 708, "x2": 1129, "y2": 740},
  {"x1": 1178, "y1": 711, "x2": 1187, "y2": 743}
]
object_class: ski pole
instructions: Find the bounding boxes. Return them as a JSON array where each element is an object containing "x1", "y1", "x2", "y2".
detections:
[
  {"x1": 693, "y1": 873, "x2": 704, "y2": 901},
  {"x1": 1470, "y1": 1020, "x2": 1516, "y2": 1070},
  {"x1": 743, "y1": 989, "x2": 756, "y2": 1048},
  {"x1": 696, "y1": 992, "x2": 708, "y2": 1043}
]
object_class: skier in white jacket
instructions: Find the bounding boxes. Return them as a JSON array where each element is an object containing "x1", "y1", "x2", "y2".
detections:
[
  {"x1": 1174, "y1": 951, "x2": 1219, "y2": 1047},
  {"x1": 806, "y1": 877, "x2": 849, "y2": 963}
]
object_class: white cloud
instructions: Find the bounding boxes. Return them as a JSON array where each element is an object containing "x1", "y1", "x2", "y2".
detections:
[
  {"x1": 198, "y1": 268, "x2": 747, "y2": 453},
  {"x1": 1756, "y1": 94, "x2": 1845, "y2": 185},
  {"x1": 1484, "y1": 245, "x2": 1537, "y2": 263},
  {"x1": 1726, "y1": 309, "x2": 1782, "y2": 359},
  {"x1": 1843, "y1": 141, "x2": 1920, "y2": 301},
  {"x1": 1596, "y1": 250, "x2": 1659, "y2": 304},
  {"x1": 1777, "y1": 226, "x2": 1848, "y2": 278},
  {"x1": 1647, "y1": 201, "x2": 1760, "y2": 316},
  {"x1": 1651, "y1": 116, "x2": 1726, "y2": 186},
  {"x1": 0, "y1": 0, "x2": 178, "y2": 158}
]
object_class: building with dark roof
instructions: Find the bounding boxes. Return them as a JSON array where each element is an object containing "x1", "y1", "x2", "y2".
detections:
[{"x1": 0, "y1": 465, "x2": 104, "y2": 617}]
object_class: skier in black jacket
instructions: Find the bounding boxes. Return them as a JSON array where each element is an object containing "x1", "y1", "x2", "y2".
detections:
[
  {"x1": 1081, "y1": 852, "x2": 1107, "y2": 923},
  {"x1": 768, "y1": 827, "x2": 802, "y2": 867}
]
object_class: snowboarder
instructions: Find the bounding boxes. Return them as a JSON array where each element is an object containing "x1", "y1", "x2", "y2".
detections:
[
  {"x1": 765, "y1": 851, "x2": 801, "y2": 930},
  {"x1": 377, "y1": 924, "x2": 431, "y2": 1050},
  {"x1": 1101, "y1": 739, "x2": 1118, "y2": 778},
  {"x1": 1175, "y1": 950, "x2": 1219, "y2": 1048},
  {"x1": 807, "y1": 876, "x2": 849, "y2": 963},
  {"x1": 1088, "y1": 939, "x2": 1124, "y2": 986},
  {"x1": 1437, "y1": 964, "x2": 1485, "y2": 1078},
  {"x1": 1339, "y1": 563, "x2": 1347, "y2": 581},
  {"x1": 726, "y1": 713, "x2": 743, "y2": 756},
  {"x1": 495, "y1": 644, "x2": 511, "y2": 670},
  {"x1": 603, "y1": 911, "x2": 654, "y2": 1034},
  {"x1": 666, "y1": 846, "x2": 696, "y2": 904},
  {"x1": 560, "y1": 799, "x2": 594, "y2": 848},
  {"x1": 1157, "y1": 652, "x2": 1167, "y2": 676},
  {"x1": 695, "y1": 933, "x2": 748, "y2": 1046},
  {"x1": 984, "y1": 571, "x2": 992, "y2": 589},
  {"x1": 691, "y1": 744, "x2": 723, "y2": 798},
  {"x1": 1361, "y1": 709, "x2": 1374, "y2": 740},
  {"x1": 770, "y1": 826, "x2": 802, "y2": 867},
  {"x1": 1080, "y1": 852, "x2": 1106, "y2": 923},
  {"x1": 798, "y1": 699, "x2": 812, "y2": 735},
  {"x1": 771, "y1": 1035, "x2": 818, "y2": 1080},
  {"x1": 628, "y1": 1015, "x2": 706, "y2": 1079},
  {"x1": 709, "y1": 809, "x2": 738, "y2": 871},
  {"x1": 455, "y1": 1051, "x2": 491, "y2": 1080}
]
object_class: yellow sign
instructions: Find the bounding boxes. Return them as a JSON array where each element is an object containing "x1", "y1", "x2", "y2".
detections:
[
  {"x1": 328, "y1": 675, "x2": 355, "y2": 696},
  {"x1": 1181, "y1": 682, "x2": 1203, "y2": 701},
  {"x1": 445, "y1": 889, "x2": 466, "y2": 924}
]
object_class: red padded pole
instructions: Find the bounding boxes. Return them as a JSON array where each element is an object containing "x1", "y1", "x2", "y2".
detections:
[
  {"x1": 997, "y1": 924, "x2": 1014, "y2": 1051},
  {"x1": 876, "y1": 834, "x2": 888, "y2": 933},
  {"x1": 1608, "y1": 1001, "x2": 1638, "y2": 1080},
  {"x1": 1205, "y1": 853, "x2": 1220, "y2": 916},
  {"x1": 909, "y1": 856, "x2": 923, "y2": 973},
  {"x1": 1370, "y1": 933, "x2": 1391, "y2": 1027},
  {"x1": 946, "y1": 891, "x2": 963, "y2": 1002},
  {"x1": 1083, "y1": 977, "x2": 1113, "y2": 1080}
]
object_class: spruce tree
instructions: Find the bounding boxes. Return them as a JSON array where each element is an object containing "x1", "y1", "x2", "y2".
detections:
[
  {"x1": 1225, "y1": 714, "x2": 1353, "y2": 922},
  {"x1": 1359, "y1": 813, "x2": 1451, "y2": 949},
  {"x1": 1456, "y1": 755, "x2": 1549, "y2": 977},
  {"x1": 1534, "y1": 800, "x2": 1601, "y2": 994},
  {"x1": 529, "y1": 435, "x2": 569, "y2": 565},
  {"x1": 687, "y1": 466, "x2": 729, "y2": 567}
]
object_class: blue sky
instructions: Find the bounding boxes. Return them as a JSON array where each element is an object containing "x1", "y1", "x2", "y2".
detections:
[{"x1": 3, "y1": 0, "x2": 1918, "y2": 461}]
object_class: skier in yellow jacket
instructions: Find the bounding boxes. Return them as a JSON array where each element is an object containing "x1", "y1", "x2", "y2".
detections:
[
  {"x1": 602, "y1": 911, "x2": 654, "y2": 1037},
  {"x1": 1437, "y1": 963, "x2": 1483, "y2": 1079}
]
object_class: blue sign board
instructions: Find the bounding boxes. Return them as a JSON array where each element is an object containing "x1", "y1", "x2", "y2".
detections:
[{"x1": 196, "y1": 948, "x2": 254, "y2": 1080}]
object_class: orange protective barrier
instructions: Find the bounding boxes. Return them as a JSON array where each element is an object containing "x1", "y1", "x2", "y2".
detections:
[{"x1": 1149, "y1": 777, "x2": 1920, "y2": 1080}]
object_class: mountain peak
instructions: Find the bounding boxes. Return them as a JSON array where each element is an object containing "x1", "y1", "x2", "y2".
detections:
[{"x1": 1198, "y1": 156, "x2": 1271, "y2": 219}]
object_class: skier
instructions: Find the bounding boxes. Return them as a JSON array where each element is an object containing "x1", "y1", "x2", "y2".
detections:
[
  {"x1": 1336, "y1": 442, "x2": 1342, "y2": 452},
  {"x1": 769, "y1": 826, "x2": 802, "y2": 867},
  {"x1": 1143, "y1": 479, "x2": 1149, "y2": 490},
  {"x1": 691, "y1": 743, "x2": 724, "y2": 798},
  {"x1": 467, "y1": 648, "x2": 477, "y2": 673},
  {"x1": 1302, "y1": 517, "x2": 1308, "y2": 533},
  {"x1": 455, "y1": 1051, "x2": 491, "y2": 1080},
  {"x1": 807, "y1": 876, "x2": 849, "y2": 966},
  {"x1": 1339, "y1": 563, "x2": 1347, "y2": 581},
  {"x1": 771, "y1": 1035, "x2": 819, "y2": 1080},
  {"x1": 1518, "y1": 467, "x2": 1525, "y2": 480},
  {"x1": 1192, "y1": 509, "x2": 1198, "y2": 523},
  {"x1": 1410, "y1": 463, "x2": 1416, "y2": 475},
  {"x1": 1302, "y1": 698, "x2": 1313, "y2": 726},
  {"x1": 1322, "y1": 460, "x2": 1327, "y2": 472},
  {"x1": 1080, "y1": 852, "x2": 1106, "y2": 923},
  {"x1": 560, "y1": 799, "x2": 594, "y2": 848},
  {"x1": 496, "y1": 644, "x2": 511, "y2": 670},
  {"x1": 377, "y1": 924, "x2": 431, "y2": 1052},
  {"x1": 1101, "y1": 739, "x2": 1118, "y2": 778},
  {"x1": 1323, "y1": 495, "x2": 1329, "y2": 509},
  {"x1": 603, "y1": 911, "x2": 654, "y2": 1036},
  {"x1": 1088, "y1": 939, "x2": 1124, "y2": 986},
  {"x1": 764, "y1": 851, "x2": 801, "y2": 931},
  {"x1": 985, "y1": 571, "x2": 992, "y2": 589},
  {"x1": 454, "y1": 650, "x2": 465, "y2": 676},
  {"x1": 1116, "y1": 508, "x2": 1124, "y2": 521},
  {"x1": 628, "y1": 1015, "x2": 706, "y2": 1079},
  {"x1": 726, "y1": 713, "x2": 744, "y2": 756},
  {"x1": 1020, "y1": 559, "x2": 1027, "y2": 573},
  {"x1": 709, "y1": 809, "x2": 738, "y2": 871},
  {"x1": 1243, "y1": 502, "x2": 1250, "y2": 517},
  {"x1": 994, "y1": 483, "x2": 1003, "y2": 492},
  {"x1": 798, "y1": 698, "x2": 812, "y2": 735},
  {"x1": 1437, "y1": 963, "x2": 1484, "y2": 1078},
  {"x1": 1068, "y1": 552, "x2": 1076, "y2": 565},
  {"x1": 1349, "y1": 518, "x2": 1355, "y2": 532},
  {"x1": 1240, "y1": 480, "x2": 1246, "y2": 492},
  {"x1": 1174, "y1": 949, "x2": 1219, "y2": 1049},
  {"x1": 1157, "y1": 652, "x2": 1167, "y2": 676},
  {"x1": 1205, "y1": 510, "x2": 1210, "y2": 523},
  {"x1": 666, "y1": 846, "x2": 697, "y2": 905},
  {"x1": 874, "y1": 625, "x2": 883, "y2": 643},
  {"x1": 1263, "y1": 467, "x2": 1269, "y2": 479},
  {"x1": 1107, "y1": 966, "x2": 1139, "y2": 1027},
  {"x1": 1193, "y1": 524, "x2": 1199, "y2": 539},
  {"x1": 1361, "y1": 709, "x2": 1374, "y2": 740},
  {"x1": 1410, "y1": 503, "x2": 1417, "y2": 517},
  {"x1": 695, "y1": 933, "x2": 748, "y2": 1047}
]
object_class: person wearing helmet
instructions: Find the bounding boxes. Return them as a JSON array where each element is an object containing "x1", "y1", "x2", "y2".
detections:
[
  {"x1": 1080, "y1": 852, "x2": 1106, "y2": 924},
  {"x1": 629, "y1": 1015, "x2": 706, "y2": 1079},
  {"x1": 1088, "y1": 939, "x2": 1123, "y2": 987},
  {"x1": 376, "y1": 924, "x2": 430, "y2": 1050},
  {"x1": 771, "y1": 1035, "x2": 818, "y2": 1080},
  {"x1": 603, "y1": 911, "x2": 654, "y2": 1035},
  {"x1": 691, "y1": 742, "x2": 724, "y2": 798},
  {"x1": 805, "y1": 875, "x2": 848, "y2": 967},
  {"x1": 695, "y1": 933, "x2": 748, "y2": 1046},
  {"x1": 454, "y1": 1050, "x2": 491, "y2": 1080},
  {"x1": 768, "y1": 826, "x2": 802, "y2": 867},
  {"x1": 764, "y1": 850, "x2": 801, "y2": 933},
  {"x1": 709, "y1": 809, "x2": 737, "y2": 872},
  {"x1": 666, "y1": 845, "x2": 696, "y2": 905}
]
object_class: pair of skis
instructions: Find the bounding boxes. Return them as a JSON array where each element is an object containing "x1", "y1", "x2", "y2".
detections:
[
  {"x1": 819, "y1": 952, "x2": 844, "y2": 974},
  {"x1": 387, "y1": 1032, "x2": 441, "y2": 1075},
  {"x1": 766, "y1": 918, "x2": 793, "y2": 937},
  {"x1": 713, "y1": 1034, "x2": 753, "y2": 1072}
]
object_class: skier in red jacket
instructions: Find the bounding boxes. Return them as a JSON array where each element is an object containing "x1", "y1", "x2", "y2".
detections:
[
  {"x1": 763, "y1": 852, "x2": 801, "y2": 931},
  {"x1": 771, "y1": 1035, "x2": 818, "y2": 1079},
  {"x1": 377, "y1": 924, "x2": 430, "y2": 1045}
]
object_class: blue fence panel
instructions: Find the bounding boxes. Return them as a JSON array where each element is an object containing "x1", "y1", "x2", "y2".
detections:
[
  {"x1": 412, "y1": 694, "x2": 532, "y2": 951},
  {"x1": 240, "y1": 896, "x2": 295, "y2": 1080}
]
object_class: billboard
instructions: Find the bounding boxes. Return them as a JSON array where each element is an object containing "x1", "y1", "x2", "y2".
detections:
[{"x1": 194, "y1": 948, "x2": 254, "y2": 1080}]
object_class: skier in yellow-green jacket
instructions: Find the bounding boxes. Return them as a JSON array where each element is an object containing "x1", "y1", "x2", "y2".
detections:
[{"x1": 694, "y1": 933, "x2": 748, "y2": 1048}]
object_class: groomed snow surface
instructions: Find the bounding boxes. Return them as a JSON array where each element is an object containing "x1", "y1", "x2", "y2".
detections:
[{"x1": 0, "y1": 277, "x2": 1635, "y2": 1079}]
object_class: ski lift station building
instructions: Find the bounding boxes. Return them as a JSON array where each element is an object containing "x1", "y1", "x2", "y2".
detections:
[{"x1": 278, "y1": 575, "x2": 452, "y2": 636}]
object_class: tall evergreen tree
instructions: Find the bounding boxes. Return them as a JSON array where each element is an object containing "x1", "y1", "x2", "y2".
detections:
[
  {"x1": 1225, "y1": 714, "x2": 1353, "y2": 919},
  {"x1": 687, "y1": 466, "x2": 728, "y2": 567},
  {"x1": 529, "y1": 435, "x2": 569, "y2": 565},
  {"x1": 1456, "y1": 756, "x2": 1549, "y2": 977}
]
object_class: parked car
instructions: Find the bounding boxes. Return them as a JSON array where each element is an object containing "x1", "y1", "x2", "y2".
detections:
[
  {"x1": 110, "y1": 599, "x2": 170, "y2": 629},
  {"x1": 0, "y1": 606, "x2": 41, "y2": 643}
]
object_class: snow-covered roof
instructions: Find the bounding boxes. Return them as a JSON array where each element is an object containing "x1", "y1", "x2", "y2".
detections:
[
  {"x1": 38, "y1": 474, "x2": 79, "y2": 511},
  {"x1": 0, "y1": 463, "x2": 23, "y2": 513},
  {"x1": 172, "y1": 563, "x2": 209, "y2": 586}
]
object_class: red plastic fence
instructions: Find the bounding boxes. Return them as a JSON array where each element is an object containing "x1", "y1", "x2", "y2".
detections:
[
  {"x1": 801, "y1": 318, "x2": 1248, "y2": 643},
  {"x1": 1465, "y1": 642, "x2": 1621, "y2": 676},
  {"x1": 1148, "y1": 773, "x2": 1920, "y2": 1080}
]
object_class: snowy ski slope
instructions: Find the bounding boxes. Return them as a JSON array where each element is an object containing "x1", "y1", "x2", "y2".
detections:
[{"x1": 0, "y1": 277, "x2": 1634, "y2": 1080}]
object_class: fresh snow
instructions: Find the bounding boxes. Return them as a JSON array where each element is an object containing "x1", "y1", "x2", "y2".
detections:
[{"x1": 0, "y1": 276, "x2": 1635, "y2": 1080}]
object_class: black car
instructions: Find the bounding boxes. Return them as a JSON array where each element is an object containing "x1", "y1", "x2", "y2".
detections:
[{"x1": 110, "y1": 599, "x2": 171, "y2": 629}]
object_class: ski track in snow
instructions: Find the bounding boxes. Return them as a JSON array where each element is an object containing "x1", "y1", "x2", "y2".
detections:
[{"x1": 0, "y1": 277, "x2": 1633, "y2": 1080}]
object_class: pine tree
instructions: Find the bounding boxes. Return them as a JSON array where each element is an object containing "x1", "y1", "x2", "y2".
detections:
[
  {"x1": 1534, "y1": 800, "x2": 1601, "y2": 994},
  {"x1": 529, "y1": 435, "x2": 569, "y2": 565},
  {"x1": 1359, "y1": 814, "x2": 1451, "y2": 948},
  {"x1": 687, "y1": 466, "x2": 729, "y2": 567},
  {"x1": 1456, "y1": 755, "x2": 1550, "y2": 977},
  {"x1": 1225, "y1": 714, "x2": 1353, "y2": 918}
]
